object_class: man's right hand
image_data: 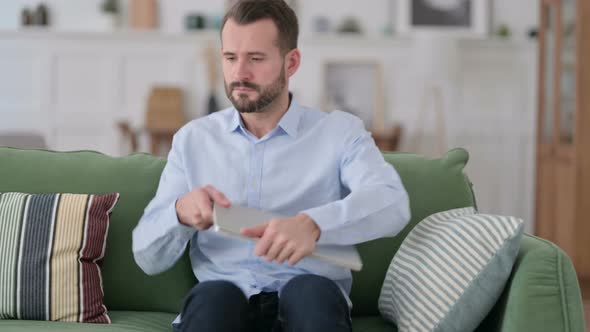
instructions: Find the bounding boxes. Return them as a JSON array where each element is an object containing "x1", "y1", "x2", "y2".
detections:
[{"x1": 175, "y1": 185, "x2": 231, "y2": 230}]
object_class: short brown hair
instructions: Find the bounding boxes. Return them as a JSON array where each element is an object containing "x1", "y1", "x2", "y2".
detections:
[{"x1": 221, "y1": 0, "x2": 299, "y2": 54}]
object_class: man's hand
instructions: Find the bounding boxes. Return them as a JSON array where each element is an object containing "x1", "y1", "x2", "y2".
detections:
[
  {"x1": 175, "y1": 185, "x2": 231, "y2": 230},
  {"x1": 240, "y1": 213, "x2": 321, "y2": 266}
]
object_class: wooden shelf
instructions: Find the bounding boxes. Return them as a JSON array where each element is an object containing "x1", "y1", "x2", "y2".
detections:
[
  {"x1": 0, "y1": 28, "x2": 537, "y2": 51},
  {"x1": 535, "y1": 0, "x2": 590, "y2": 280}
]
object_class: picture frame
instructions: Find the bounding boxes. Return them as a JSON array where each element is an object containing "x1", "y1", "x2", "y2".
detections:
[
  {"x1": 322, "y1": 61, "x2": 385, "y2": 133},
  {"x1": 396, "y1": 0, "x2": 489, "y2": 37}
]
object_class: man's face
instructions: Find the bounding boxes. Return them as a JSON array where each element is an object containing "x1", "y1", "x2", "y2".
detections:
[{"x1": 221, "y1": 18, "x2": 287, "y2": 113}]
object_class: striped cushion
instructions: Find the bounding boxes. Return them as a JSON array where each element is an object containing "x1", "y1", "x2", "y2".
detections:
[
  {"x1": 0, "y1": 192, "x2": 119, "y2": 323},
  {"x1": 378, "y1": 207, "x2": 524, "y2": 332}
]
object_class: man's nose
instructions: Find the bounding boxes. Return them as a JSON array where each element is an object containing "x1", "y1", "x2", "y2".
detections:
[{"x1": 234, "y1": 59, "x2": 252, "y2": 81}]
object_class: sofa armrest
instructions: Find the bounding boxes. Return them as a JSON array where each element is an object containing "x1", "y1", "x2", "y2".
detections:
[{"x1": 476, "y1": 234, "x2": 585, "y2": 332}]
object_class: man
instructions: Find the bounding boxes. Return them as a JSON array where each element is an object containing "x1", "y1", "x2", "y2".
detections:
[{"x1": 132, "y1": 0, "x2": 410, "y2": 331}]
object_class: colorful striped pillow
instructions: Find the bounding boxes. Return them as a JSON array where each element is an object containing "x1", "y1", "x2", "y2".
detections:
[
  {"x1": 378, "y1": 207, "x2": 524, "y2": 332},
  {"x1": 0, "y1": 192, "x2": 119, "y2": 324}
]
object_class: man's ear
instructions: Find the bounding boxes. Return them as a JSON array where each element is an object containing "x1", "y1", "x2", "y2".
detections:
[{"x1": 285, "y1": 48, "x2": 301, "y2": 78}]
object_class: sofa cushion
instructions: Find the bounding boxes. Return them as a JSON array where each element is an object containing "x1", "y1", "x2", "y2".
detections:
[
  {"x1": 378, "y1": 207, "x2": 524, "y2": 332},
  {"x1": 0, "y1": 192, "x2": 118, "y2": 323},
  {"x1": 0, "y1": 311, "x2": 176, "y2": 332},
  {"x1": 0, "y1": 313, "x2": 399, "y2": 332},
  {"x1": 351, "y1": 148, "x2": 476, "y2": 316},
  {"x1": 0, "y1": 148, "x2": 196, "y2": 314},
  {"x1": 352, "y1": 316, "x2": 399, "y2": 332}
]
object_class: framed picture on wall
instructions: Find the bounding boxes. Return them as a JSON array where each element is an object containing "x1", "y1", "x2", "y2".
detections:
[
  {"x1": 322, "y1": 61, "x2": 385, "y2": 132},
  {"x1": 396, "y1": 0, "x2": 489, "y2": 36}
]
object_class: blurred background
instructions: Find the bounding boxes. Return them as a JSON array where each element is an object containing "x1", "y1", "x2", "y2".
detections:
[{"x1": 0, "y1": 1, "x2": 588, "y2": 303}]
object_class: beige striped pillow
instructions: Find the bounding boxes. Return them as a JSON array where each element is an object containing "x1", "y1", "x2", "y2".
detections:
[
  {"x1": 0, "y1": 192, "x2": 119, "y2": 323},
  {"x1": 378, "y1": 207, "x2": 524, "y2": 332}
]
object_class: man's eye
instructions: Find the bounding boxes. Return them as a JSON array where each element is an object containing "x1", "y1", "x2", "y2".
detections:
[
  {"x1": 252, "y1": 58, "x2": 263, "y2": 62},
  {"x1": 225, "y1": 57, "x2": 236, "y2": 62}
]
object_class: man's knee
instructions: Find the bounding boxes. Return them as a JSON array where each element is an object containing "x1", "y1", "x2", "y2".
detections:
[
  {"x1": 279, "y1": 275, "x2": 351, "y2": 332},
  {"x1": 184, "y1": 280, "x2": 247, "y2": 309},
  {"x1": 280, "y1": 274, "x2": 344, "y2": 306},
  {"x1": 180, "y1": 280, "x2": 250, "y2": 332}
]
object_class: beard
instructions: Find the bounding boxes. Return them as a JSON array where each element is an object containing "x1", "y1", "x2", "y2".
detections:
[{"x1": 225, "y1": 67, "x2": 286, "y2": 113}]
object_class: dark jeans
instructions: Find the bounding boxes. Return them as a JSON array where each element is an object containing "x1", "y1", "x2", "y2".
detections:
[{"x1": 177, "y1": 274, "x2": 352, "y2": 332}]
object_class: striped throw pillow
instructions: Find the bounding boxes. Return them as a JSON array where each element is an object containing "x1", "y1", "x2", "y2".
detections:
[
  {"x1": 378, "y1": 207, "x2": 524, "y2": 332},
  {"x1": 0, "y1": 192, "x2": 119, "y2": 323}
]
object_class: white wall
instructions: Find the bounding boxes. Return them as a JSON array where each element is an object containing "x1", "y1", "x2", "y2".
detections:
[
  {"x1": 0, "y1": 1, "x2": 540, "y2": 227},
  {"x1": 0, "y1": 30, "x2": 538, "y2": 231},
  {"x1": 0, "y1": 0, "x2": 538, "y2": 39}
]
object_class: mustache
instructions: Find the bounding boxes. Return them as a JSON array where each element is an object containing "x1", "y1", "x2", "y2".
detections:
[{"x1": 230, "y1": 81, "x2": 260, "y2": 92}]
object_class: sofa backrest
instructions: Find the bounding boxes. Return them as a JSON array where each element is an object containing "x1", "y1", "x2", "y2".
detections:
[
  {"x1": 0, "y1": 147, "x2": 476, "y2": 316},
  {"x1": 0, "y1": 147, "x2": 194, "y2": 314}
]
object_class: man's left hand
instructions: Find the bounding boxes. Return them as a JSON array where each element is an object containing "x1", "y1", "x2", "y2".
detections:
[{"x1": 240, "y1": 213, "x2": 321, "y2": 266}]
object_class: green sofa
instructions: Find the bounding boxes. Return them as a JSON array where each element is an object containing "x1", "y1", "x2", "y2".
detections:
[{"x1": 0, "y1": 146, "x2": 585, "y2": 332}]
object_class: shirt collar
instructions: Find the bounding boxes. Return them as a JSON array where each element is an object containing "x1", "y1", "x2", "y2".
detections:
[
  {"x1": 226, "y1": 93, "x2": 301, "y2": 138},
  {"x1": 227, "y1": 108, "x2": 242, "y2": 133}
]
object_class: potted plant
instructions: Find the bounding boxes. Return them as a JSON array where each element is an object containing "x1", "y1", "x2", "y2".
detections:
[{"x1": 98, "y1": 0, "x2": 120, "y2": 30}]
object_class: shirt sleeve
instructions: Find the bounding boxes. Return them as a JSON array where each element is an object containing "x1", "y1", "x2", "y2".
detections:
[
  {"x1": 132, "y1": 131, "x2": 196, "y2": 275},
  {"x1": 300, "y1": 120, "x2": 411, "y2": 246}
]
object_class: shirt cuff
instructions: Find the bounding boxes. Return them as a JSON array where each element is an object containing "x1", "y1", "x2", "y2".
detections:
[
  {"x1": 300, "y1": 205, "x2": 341, "y2": 245},
  {"x1": 161, "y1": 200, "x2": 197, "y2": 243}
]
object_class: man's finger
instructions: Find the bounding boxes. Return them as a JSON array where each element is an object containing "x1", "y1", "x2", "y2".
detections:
[
  {"x1": 276, "y1": 244, "x2": 295, "y2": 264},
  {"x1": 214, "y1": 193, "x2": 231, "y2": 207},
  {"x1": 264, "y1": 237, "x2": 286, "y2": 262},
  {"x1": 190, "y1": 210, "x2": 202, "y2": 227},
  {"x1": 253, "y1": 228, "x2": 274, "y2": 257},
  {"x1": 203, "y1": 185, "x2": 231, "y2": 207},
  {"x1": 196, "y1": 192, "x2": 213, "y2": 223},
  {"x1": 240, "y1": 223, "x2": 267, "y2": 238},
  {"x1": 288, "y1": 250, "x2": 306, "y2": 267}
]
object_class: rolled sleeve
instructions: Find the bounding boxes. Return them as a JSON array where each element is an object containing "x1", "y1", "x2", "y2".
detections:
[{"x1": 301, "y1": 125, "x2": 410, "y2": 246}]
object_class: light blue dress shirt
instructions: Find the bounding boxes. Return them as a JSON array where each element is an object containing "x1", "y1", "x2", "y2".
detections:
[{"x1": 132, "y1": 99, "x2": 410, "y2": 319}]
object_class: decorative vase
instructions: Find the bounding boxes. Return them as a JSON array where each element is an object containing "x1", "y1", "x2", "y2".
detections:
[
  {"x1": 33, "y1": 4, "x2": 50, "y2": 26},
  {"x1": 21, "y1": 8, "x2": 33, "y2": 26},
  {"x1": 130, "y1": 0, "x2": 158, "y2": 29}
]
